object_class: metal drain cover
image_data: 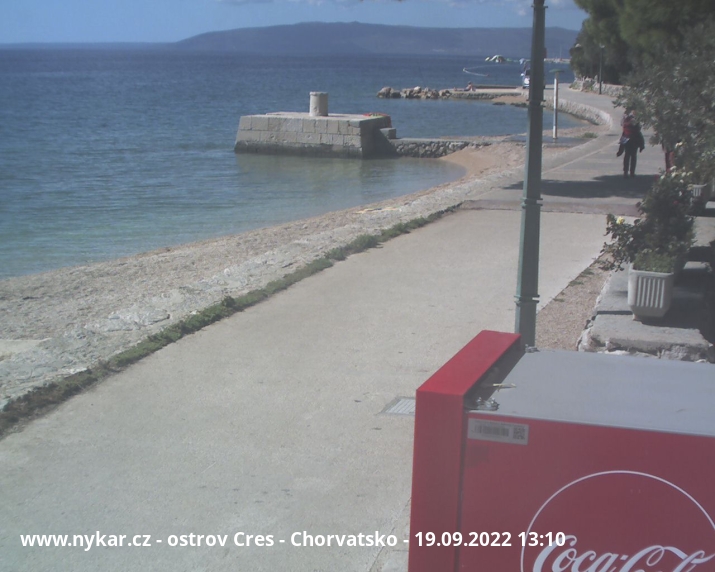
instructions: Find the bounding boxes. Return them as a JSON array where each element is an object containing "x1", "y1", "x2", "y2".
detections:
[{"x1": 381, "y1": 397, "x2": 416, "y2": 416}]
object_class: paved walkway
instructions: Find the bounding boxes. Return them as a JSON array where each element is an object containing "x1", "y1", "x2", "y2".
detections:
[{"x1": 0, "y1": 90, "x2": 664, "y2": 572}]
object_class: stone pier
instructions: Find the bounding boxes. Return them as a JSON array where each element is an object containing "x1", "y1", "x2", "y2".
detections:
[
  {"x1": 234, "y1": 93, "x2": 395, "y2": 158},
  {"x1": 234, "y1": 112, "x2": 393, "y2": 158}
]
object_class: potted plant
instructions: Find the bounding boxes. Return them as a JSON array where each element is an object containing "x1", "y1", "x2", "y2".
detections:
[
  {"x1": 689, "y1": 183, "x2": 710, "y2": 202},
  {"x1": 602, "y1": 171, "x2": 696, "y2": 320},
  {"x1": 627, "y1": 249, "x2": 679, "y2": 320},
  {"x1": 689, "y1": 182, "x2": 712, "y2": 216}
]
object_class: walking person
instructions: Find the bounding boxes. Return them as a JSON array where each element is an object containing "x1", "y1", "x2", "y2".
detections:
[{"x1": 617, "y1": 111, "x2": 645, "y2": 177}]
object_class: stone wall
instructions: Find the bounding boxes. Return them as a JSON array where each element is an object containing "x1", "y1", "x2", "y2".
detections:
[
  {"x1": 235, "y1": 112, "x2": 392, "y2": 158},
  {"x1": 547, "y1": 95, "x2": 613, "y2": 129},
  {"x1": 570, "y1": 79, "x2": 624, "y2": 98}
]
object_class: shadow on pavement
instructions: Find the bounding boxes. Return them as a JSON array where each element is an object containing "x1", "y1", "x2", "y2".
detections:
[
  {"x1": 543, "y1": 174, "x2": 655, "y2": 200},
  {"x1": 504, "y1": 174, "x2": 654, "y2": 201}
]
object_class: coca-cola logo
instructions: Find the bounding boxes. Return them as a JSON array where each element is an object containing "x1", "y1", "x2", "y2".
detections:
[{"x1": 521, "y1": 471, "x2": 715, "y2": 572}]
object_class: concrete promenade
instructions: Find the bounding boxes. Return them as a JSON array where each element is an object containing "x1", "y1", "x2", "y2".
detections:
[{"x1": 0, "y1": 90, "x2": 664, "y2": 572}]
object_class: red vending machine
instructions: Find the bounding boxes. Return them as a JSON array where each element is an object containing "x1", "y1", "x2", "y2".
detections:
[{"x1": 409, "y1": 330, "x2": 715, "y2": 572}]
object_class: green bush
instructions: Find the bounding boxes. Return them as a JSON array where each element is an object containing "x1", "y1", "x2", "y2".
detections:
[
  {"x1": 632, "y1": 249, "x2": 679, "y2": 273},
  {"x1": 602, "y1": 171, "x2": 695, "y2": 271}
]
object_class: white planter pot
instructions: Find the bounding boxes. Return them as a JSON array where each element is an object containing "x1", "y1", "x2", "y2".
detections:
[
  {"x1": 690, "y1": 184, "x2": 711, "y2": 202},
  {"x1": 627, "y1": 267, "x2": 675, "y2": 320}
]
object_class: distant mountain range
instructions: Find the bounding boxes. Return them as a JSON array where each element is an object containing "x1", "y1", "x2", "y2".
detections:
[{"x1": 175, "y1": 22, "x2": 578, "y2": 58}]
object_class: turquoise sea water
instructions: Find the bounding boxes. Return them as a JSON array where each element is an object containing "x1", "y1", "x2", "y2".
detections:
[{"x1": 0, "y1": 49, "x2": 577, "y2": 279}]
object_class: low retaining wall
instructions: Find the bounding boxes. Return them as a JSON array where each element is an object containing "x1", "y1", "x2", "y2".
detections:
[
  {"x1": 547, "y1": 95, "x2": 613, "y2": 128},
  {"x1": 577, "y1": 269, "x2": 715, "y2": 363},
  {"x1": 570, "y1": 79, "x2": 624, "y2": 98}
]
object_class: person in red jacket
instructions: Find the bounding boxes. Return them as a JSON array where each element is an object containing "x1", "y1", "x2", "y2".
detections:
[{"x1": 617, "y1": 111, "x2": 645, "y2": 177}]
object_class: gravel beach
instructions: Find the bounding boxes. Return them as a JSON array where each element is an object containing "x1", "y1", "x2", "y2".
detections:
[{"x1": 0, "y1": 123, "x2": 607, "y2": 409}]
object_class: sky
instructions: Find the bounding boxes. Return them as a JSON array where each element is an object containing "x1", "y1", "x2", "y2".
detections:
[{"x1": 1, "y1": 0, "x2": 587, "y2": 44}]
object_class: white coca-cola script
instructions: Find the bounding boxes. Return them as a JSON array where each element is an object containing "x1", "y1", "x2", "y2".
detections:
[
  {"x1": 521, "y1": 471, "x2": 715, "y2": 572},
  {"x1": 533, "y1": 536, "x2": 715, "y2": 572}
]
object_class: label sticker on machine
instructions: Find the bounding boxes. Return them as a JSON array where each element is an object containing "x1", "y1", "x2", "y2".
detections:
[{"x1": 468, "y1": 418, "x2": 529, "y2": 445}]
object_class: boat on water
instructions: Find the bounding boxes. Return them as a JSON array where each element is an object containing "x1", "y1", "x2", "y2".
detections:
[
  {"x1": 521, "y1": 68, "x2": 530, "y2": 89},
  {"x1": 520, "y1": 58, "x2": 531, "y2": 89}
]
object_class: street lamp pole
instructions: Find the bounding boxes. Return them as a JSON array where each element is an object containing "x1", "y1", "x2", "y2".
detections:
[
  {"x1": 598, "y1": 45, "x2": 604, "y2": 94},
  {"x1": 553, "y1": 70, "x2": 561, "y2": 141},
  {"x1": 514, "y1": 0, "x2": 545, "y2": 347}
]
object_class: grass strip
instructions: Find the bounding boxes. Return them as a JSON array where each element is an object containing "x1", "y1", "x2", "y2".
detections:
[{"x1": 0, "y1": 206, "x2": 457, "y2": 438}]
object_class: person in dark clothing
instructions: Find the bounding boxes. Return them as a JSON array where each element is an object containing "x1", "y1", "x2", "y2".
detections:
[
  {"x1": 662, "y1": 142, "x2": 676, "y2": 172},
  {"x1": 617, "y1": 111, "x2": 635, "y2": 157},
  {"x1": 618, "y1": 111, "x2": 645, "y2": 177}
]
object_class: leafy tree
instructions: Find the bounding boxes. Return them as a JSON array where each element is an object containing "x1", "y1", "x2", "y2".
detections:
[
  {"x1": 571, "y1": 0, "x2": 715, "y2": 83},
  {"x1": 571, "y1": 0, "x2": 628, "y2": 83},
  {"x1": 619, "y1": 0, "x2": 715, "y2": 57},
  {"x1": 616, "y1": 21, "x2": 715, "y2": 183},
  {"x1": 570, "y1": 26, "x2": 630, "y2": 84}
]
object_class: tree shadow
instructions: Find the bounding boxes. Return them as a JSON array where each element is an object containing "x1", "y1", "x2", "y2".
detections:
[{"x1": 504, "y1": 174, "x2": 655, "y2": 200}]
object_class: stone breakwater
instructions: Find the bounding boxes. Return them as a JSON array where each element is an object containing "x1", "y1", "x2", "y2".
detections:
[
  {"x1": 392, "y1": 140, "x2": 489, "y2": 159},
  {"x1": 377, "y1": 86, "x2": 520, "y2": 100}
]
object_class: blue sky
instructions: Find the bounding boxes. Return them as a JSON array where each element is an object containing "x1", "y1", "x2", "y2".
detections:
[{"x1": 1, "y1": 0, "x2": 586, "y2": 44}]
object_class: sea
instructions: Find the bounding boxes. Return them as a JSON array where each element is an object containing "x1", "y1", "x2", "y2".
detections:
[{"x1": 0, "y1": 48, "x2": 577, "y2": 279}]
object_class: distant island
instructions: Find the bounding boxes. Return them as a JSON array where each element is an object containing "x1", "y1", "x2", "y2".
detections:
[{"x1": 175, "y1": 22, "x2": 578, "y2": 58}]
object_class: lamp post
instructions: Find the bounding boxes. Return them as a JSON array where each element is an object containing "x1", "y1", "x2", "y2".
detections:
[
  {"x1": 598, "y1": 44, "x2": 604, "y2": 94},
  {"x1": 552, "y1": 70, "x2": 561, "y2": 141},
  {"x1": 514, "y1": 0, "x2": 545, "y2": 347}
]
